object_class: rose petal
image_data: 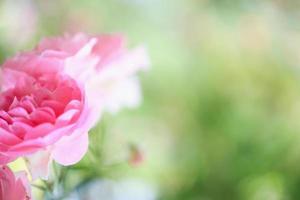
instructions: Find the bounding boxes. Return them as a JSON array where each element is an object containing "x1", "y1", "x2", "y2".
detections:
[
  {"x1": 41, "y1": 100, "x2": 65, "y2": 116},
  {"x1": 24, "y1": 123, "x2": 54, "y2": 140},
  {"x1": 52, "y1": 132, "x2": 88, "y2": 166},
  {"x1": 56, "y1": 109, "x2": 80, "y2": 126},
  {"x1": 0, "y1": 127, "x2": 22, "y2": 145},
  {"x1": 8, "y1": 107, "x2": 29, "y2": 118},
  {"x1": 30, "y1": 108, "x2": 55, "y2": 124},
  {"x1": 26, "y1": 150, "x2": 52, "y2": 180}
]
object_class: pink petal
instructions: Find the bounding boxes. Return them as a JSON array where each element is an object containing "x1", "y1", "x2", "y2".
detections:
[
  {"x1": 64, "y1": 100, "x2": 81, "y2": 111},
  {"x1": 26, "y1": 150, "x2": 52, "y2": 180},
  {"x1": 15, "y1": 171, "x2": 31, "y2": 198},
  {"x1": 53, "y1": 86, "x2": 76, "y2": 105},
  {"x1": 30, "y1": 108, "x2": 55, "y2": 124},
  {"x1": 103, "y1": 77, "x2": 142, "y2": 113},
  {"x1": 24, "y1": 123, "x2": 54, "y2": 140},
  {"x1": 0, "y1": 154, "x2": 14, "y2": 165},
  {"x1": 56, "y1": 109, "x2": 80, "y2": 126},
  {"x1": 41, "y1": 100, "x2": 65, "y2": 116},
  {"x1": 32, "y1": 88, "x2": 51, "y2": 104},
  {"x1": 8, "y1": 97, "x2": 19, "y2": 110},
  {"x1": 20, "y1": 96, "x2": 37, "y2": 113},
  {"x1": 8, "y1": 107, "x2": 29, "y2": 118},
  {"x1": 0, "y1": 111, "x2": 13, "y2": 124},
  {"x1": 0, "y1": 128, "x2": 22, "y2": 145},
  {"x1": 0, "y1": 118, "x2": 9, "y2": 130},
  {"x1": 93, "y1": 34, "x2": 125, "y2": 68},
  {"x1": 0, "y1": 166, "x2": 30, "y2": 200},
  {"x1": 52, "y1": 132, "x2": 88, "y2": 166}
]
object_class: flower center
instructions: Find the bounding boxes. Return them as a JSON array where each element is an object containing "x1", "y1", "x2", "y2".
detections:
[{"x1": 0, "y1": 74, "x2": 82, "y2": 139}]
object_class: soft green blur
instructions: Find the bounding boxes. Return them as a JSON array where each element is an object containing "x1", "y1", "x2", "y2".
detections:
[{"x1": 2, "y1": 0, "x2": 300, "y2": 199}]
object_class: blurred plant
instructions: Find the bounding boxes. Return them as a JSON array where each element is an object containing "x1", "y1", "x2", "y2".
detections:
[
  {"x1": 0, "y1": 0, "x2": 37, "y2": 49},
  {"x1": 2, "y1": 0, "x2": 300, "y2": 199}
]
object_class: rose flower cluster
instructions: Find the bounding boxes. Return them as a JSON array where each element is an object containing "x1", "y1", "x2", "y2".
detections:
[{"x1": 0, "y1": 33, "x2": 149, "y2": 199}]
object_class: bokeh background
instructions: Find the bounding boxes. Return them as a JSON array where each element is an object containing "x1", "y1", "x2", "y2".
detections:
[{"x1": 2, "y1": 0, "x2": 300, "y2": 199}]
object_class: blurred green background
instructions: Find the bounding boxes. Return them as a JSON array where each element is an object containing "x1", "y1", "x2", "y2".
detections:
[{"x1": 2, "y1": 0, "x2": 300, "y2": 199}]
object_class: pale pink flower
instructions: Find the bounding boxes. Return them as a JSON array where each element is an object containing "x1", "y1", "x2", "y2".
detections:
[
  {"x1": 0, "y1": 165, "x2": 31, "y2": 200},
  {"x1": 0, "y1": 33, "x2": 149, "y2": 179}
]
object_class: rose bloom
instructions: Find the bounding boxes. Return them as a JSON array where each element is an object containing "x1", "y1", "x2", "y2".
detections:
[
  {"x1": 0, "y1": 165, "x2": 31, "y2": 200},
  {"x1": 0, "y1": 33, "x2": 149, "y2": 178}
]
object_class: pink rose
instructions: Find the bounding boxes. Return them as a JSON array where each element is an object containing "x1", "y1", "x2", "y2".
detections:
[
  {"x1": 0, "y1": 33, "x2": 149, "y2": 178},
  {"x1": 0, "y1": 165, "x2": 31, "y2": 200}
]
